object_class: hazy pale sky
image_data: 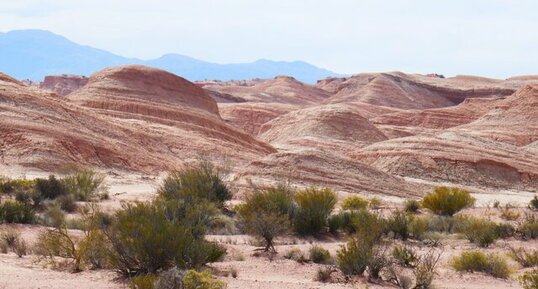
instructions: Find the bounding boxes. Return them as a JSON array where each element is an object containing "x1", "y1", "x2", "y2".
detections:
[{"x1": 1, "y1": 0, "x2": 537, "y2": 78}]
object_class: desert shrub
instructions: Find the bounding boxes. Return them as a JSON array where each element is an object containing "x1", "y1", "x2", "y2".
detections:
[
  {"x1": 158, "y1": 161, "x2": 231, "y2": 208},
  {"x1": 414, "y1": 249, "x2": 442, "y2": 289},
  {"x1": 283, "y1": 247, "x2": 307, "y2": 263},
  {"x1": 387, "y1": 210, "x2": 412, "y2": 240},
  {"x1": 315, "y1": 266, "x2": 334, "y2": 283},
  {"x1": 0, "y1": 178, "x2": 35, "y2": 196},
  {"x1": 451, "y1": 250, "x2": 510, "y2": 279},
  {"x1": 392, "y1": 245, "x2": 418, "y2": 268},
  {"x1": 130, "y1": 274, "x2": 157, "y2": 289},
  {"x1": 509, "y1": 247, "x2": 538, "y2": 268},
  {"x1": 105, "y1": 201, "x2": 219, "y2": 276},
  {"x1": 520, "y1": 269, "x2": 538, "y2": 289},
  {"x1": 294, "y1": 187, "x2": 337, "y2": 236},
  {"x1": 237, "y1": 186, "x2": 294, "y2": 252},
  {"x1": 495, "y1": 222, "x2": 516, "y2": 239},
  {"x1": 408, "y1": 216, "x2": 428, "y2": 240},
  {"x1": 182, "y1": 270, "x2": 226, "y2": 289},
  {"x1": 0, "y1": 200, "x2": 35, "y2": 224},
  {"x1": 328, "y1": 211, "x2": 357, "y2": 235},
  {"x1": 336, "y1": 232, "x2": 382, "y2": 276},
  {"x1": 40, "y1": 205, "x2": 66, "y2": 227},
  {"x1": 35, "y1": 226, "x2": 85, "y2": 272},
  {"x1": 0, "y1": 230, "x2": 28, "y2": 257},
  {"x1": 519, "y1": 214, "x2": 538, "y2": 240},
  {"x1": 63, "y1": 168, "x2": 106, "y2": 201},
  {"x1": 79, "y1": 230, "x2": 111, "y2": 269},
  {"x1": 421, "y1": 186, "x2": 475, "y2": 216},
  {"x1": 368, "y1": 197, "x2": 383, "y2": 209},
  {"x1": 367, "y1": 247, "x2": 389, "y2": 280},
  {"x1": 309, "y1": 245, "x2": 332, "y2": 264},
  {"x1": 35, "y1": 175, "x2": 69, "y2": 200},
  {"x1": 530, "y1": 196, "x2": 538, "y2": 211},
  {"x1": 341, "y1": 195, "x2": 368, "y2": 211},
  {"x1": 56, "y1": 194, "x2": 78, "y2": 213},
  {"x1": 457, "y1": 216, "x2": 498, "y2": 247},
  {"x1": 404, "y1": 199, "x2": 421, "y2": 214},
  {"x1": 500, "y1": 206, "x2": 521, "y2": 221},
  {"x1": 154, "y1": 267, "x2": 185, "y2": 289}
]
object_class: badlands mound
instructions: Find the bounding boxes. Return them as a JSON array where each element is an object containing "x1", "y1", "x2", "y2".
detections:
[{"x1": 0, "y1": 66, "x2": 274, "y2": 173}]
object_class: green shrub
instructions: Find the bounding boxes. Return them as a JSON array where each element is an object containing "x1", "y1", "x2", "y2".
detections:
[
  {"x1": 404, "y1": 199, "x2": 421, "y2": 213},
  {"x1": 105, "y1": 201, "x2": 219, "y2": 275},
  {"x1": 451, "y1": 250, "x2": 510, "y2": 279},
  {"x1": 158, "y1": 161, "x2": 231, "y2": 208},
  {"x1": 315, "y1": 266, "x2": 334, "y2": 283},
  {"x1": 530, "y1": 196, "x2": 538, "y2": 211},
  {"x1": 341, "y1": 195, "x2": 368, "y2": 211},
  {"x1": 56, "y1": 194, "x2": 78, "y2": 213},
  {"x1": 328, "y1": 211, "x2": 357, "y2": 235},
  {"x1": 309, "y1": 245, "x2": 332, "y2": 264},
  {"x1": 294, "y1": 187, "x2": 337, "y2": 236},
  {"x1": 457, "y1": 216, "x2": 498, "y2": 247},
  {"x1": 182, "y1": 270, "x2": 226, "y2": 289},
  {"x1": 368, "y1": 197, "x2": 383, "y2": 209},
  {"x1": 367, "y1": 247, "x2": 389, "y2": 280},
  {"x1": 495, "y1": 223, "x2": 516, "y2": 239},
  {"x1": 350, "y1": 209, "x2": 386, "y2": 241},
  {"x1": 421, "y1": 186, "x2": 475, "y2": 216},
  {"x1": 130, "y1": 274, "x2": 157, "y2": 289},
  {"x1": 63, "y1": 168, "x2": 106, "y2": 201},
  {"x1": 336, "y1": 233, "x2": 380, "y2": 276},
  {"x1": 237, "y1": 186, "x2": 294, "y2": 252},
  {"x1": 154, "y1": 267, "x2": 185, "y2": 289},
  {"x1": 386, "y1": 210, "x2": 412, "y2": 240},
  {"x1": 408, "y1": 216, "x2": 428, "y2": 240},
  {"x1": 520, "y1": 269, "x2": 538, "y2": 289},
  {"x1": 519, "y1": 214, "x2": 538, "y2": 240},
  {"x1": 509, "y1": 247, "x2": 538, "y2": 268},
  {"x1": 79, "y1": 230, "x2": 111, "y2": 269},
  {"x1": 35, "y1": 175, "x2": 68, "y2": 200},
  {"x1": 35, "y1": 226, "x2": 85, "y2": 272},
  {"x1": 283, "y1": 247, "x2": 307, "y2": 263},
  {"x1": 392, "y1": 245, "x2": 418, "y2": 268},
  {"x1": 0, "y1": 201, "x2": 35, "y2": 224},
  {"x1": 40, "y1": 205, "x2": 66, "y2": 228},
  {"x1": 0, "y1": 178, "x2": 35, "y2": 195},
  {"x1": 414, "y1": 249, "x2": 442, "y2": 289}
]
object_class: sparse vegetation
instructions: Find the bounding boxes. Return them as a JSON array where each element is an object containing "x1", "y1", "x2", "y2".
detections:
[
  {"x1": 529, "y1": 196, "x2": 538, "y2": 211},
  {"x1": 315, "y1": 266, "x2": 334, "y2": 283},
  {"x1": 336, "y1": 232, "x2": 381, "y2": 276},
  {"x1": 283, "y1": 247, "x2": 307, "y2": 263},
  {"x1": 413, "y1": 249, "x2": 442, "y2": 289},
  {"x1": 0, "y1": 200, "x2": 35, "y2": 224},
  {"x1": 157, "y1": 161, "x2": 232, "y2": 208},
  {"x1": 421, "y1": 186, "x2": 475, "y2": 216},
  {"x1": 404, "y1": 199, "x2": 421, "y2": 214},
  {"x1": 520, "y1": 269, "x2": 538, "y2": 289},
  {"x1": 392, "y1": 245, "x2": 418, "y2": 268},
  {"x1": 341, "y1": 195, "x2": 368, "y2": 211},
  {"x1": 183, "y1": 270, "x2": 226, "y2": 289},
  {"x1": 451, "y1": 250, "x2": 511, "y2": 279},
  {"x1": 237, "y1": 185, "x2": 294, "y2": 252},
  {"x1": 387, "y1": 210, "x2": 412, "y2": 240},
  {"x1": 519, "y1": 214, "x2": 538, "y2": 239},
  {"x1": 63, "y1": 168, "x2": 107, "y2": 201},
  {"x1": 293, "y1": 187, "x2": 337, "y2": 236},
  {"x1": 0, "y1": 229, "x2": 28, "y2": 257},
  {"x1": 457, "y1": 216, "x2": 498, "y2": 247},
  {"x1": 509, "y1": 247, "x2": 538, "y2": 268},
  {"x1": 309, "y1": 245, "x2": 332, "y2": 264}
]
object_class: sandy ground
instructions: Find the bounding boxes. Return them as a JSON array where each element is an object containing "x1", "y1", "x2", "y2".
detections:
[{"x1": 1, "y1": 170, "x2": 537, "y2": 288}]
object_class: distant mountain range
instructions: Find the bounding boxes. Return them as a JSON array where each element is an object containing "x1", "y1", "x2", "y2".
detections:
[{"x1": 0, "y1": 29, "x2": 340, "y2": 83}]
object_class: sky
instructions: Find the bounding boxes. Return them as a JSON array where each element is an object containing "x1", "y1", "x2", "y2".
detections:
[{"x1": 1, "y1": 0, "x2": 537, "y2": 78}]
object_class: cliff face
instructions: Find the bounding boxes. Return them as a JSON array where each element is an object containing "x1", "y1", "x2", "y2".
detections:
[{"x1": 40, "y1": 75, "x2": 89, "y2": 96}]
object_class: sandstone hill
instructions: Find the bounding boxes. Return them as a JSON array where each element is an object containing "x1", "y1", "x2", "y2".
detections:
[
  {"x1": 0, "y1": 66, "x2": 274, "y2": 173},
  {"x1": 2, "y1": 67, "x2": 538, "y2": 196}
]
